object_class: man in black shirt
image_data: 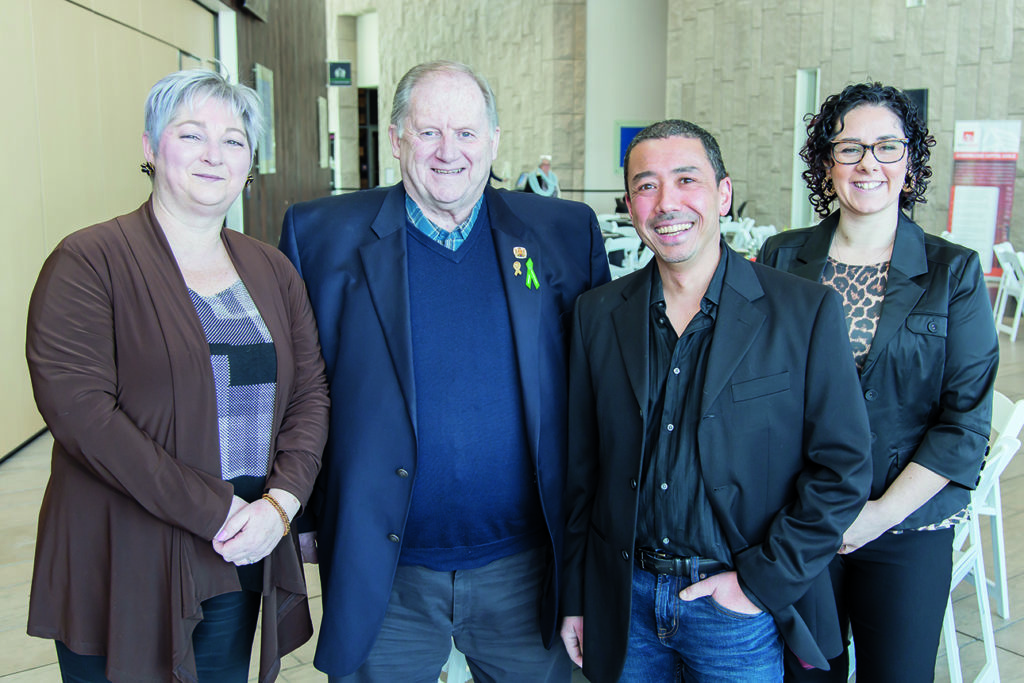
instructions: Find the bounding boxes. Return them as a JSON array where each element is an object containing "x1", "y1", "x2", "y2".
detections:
[{"x1": 559, "y1": 120, "x2": 872, "y2": 682}]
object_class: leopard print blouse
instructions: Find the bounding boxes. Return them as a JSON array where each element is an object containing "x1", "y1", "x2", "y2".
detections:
[
  {"x1": 821, "y1": 256, "x2": 888, "y2": 371},
  {"x1": 821, "y1": 255, "x2": 968, "y2": 532}
]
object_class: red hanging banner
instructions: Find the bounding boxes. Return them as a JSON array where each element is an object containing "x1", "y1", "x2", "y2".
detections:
[{"x1": 947, "y1": 120, "x2": 1021, "y2": 272}]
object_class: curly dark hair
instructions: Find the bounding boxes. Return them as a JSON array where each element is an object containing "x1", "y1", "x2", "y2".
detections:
[{"x1": 802, "y1": 83, "x2": 936, "y2": 218}]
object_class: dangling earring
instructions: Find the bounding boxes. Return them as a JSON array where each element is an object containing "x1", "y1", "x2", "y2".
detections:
[
  {"x1": 903, "y1": 174, "x2": 914, "y2": 193},
  {"x1": 140, "y1": 161, "x2": 155, "y2": 177},
  {"x1": 245, "y1": 174, "x2": 254, "y2": 187},
  {"x1": 823, "y1": 177, "x2": 835, "y2": 198}
]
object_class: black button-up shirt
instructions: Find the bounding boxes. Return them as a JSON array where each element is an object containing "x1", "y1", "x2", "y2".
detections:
[{"x1": 635, "y1": 254, "x2": 731, "y2": 565}]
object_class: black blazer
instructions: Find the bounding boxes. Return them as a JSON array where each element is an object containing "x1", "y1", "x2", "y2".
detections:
[
  {"x1": 280, "y1": 183, "x2": 610, "y2": 676},
  {"x1": 563, "y1": 245, "x2": 873, "y2": 681},
  {"x1": 759, "y1": 212, "x2": 998, "y2": 529}
]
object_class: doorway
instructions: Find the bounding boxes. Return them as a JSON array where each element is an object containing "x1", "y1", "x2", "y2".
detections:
[{"x1": 358, "y1": 87, "x2": 379, "y2": 188}]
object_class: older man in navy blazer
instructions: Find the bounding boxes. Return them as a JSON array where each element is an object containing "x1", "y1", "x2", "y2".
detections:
[
  {"x1": 560, "y1": 120, "x2": 872, "y2": 682},
  {"x1": 280, "y1": 61, "x2": 609, "y2": 682}
]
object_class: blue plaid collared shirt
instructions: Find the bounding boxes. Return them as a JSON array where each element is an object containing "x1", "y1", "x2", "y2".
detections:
[{"x1": 405, "y1": 194, "x2": 484, "y2": 251}]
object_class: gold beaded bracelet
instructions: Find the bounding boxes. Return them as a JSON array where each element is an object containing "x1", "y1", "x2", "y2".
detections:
[{"x1": 262, "y1": 493, "x2": 291, "y2": 537}]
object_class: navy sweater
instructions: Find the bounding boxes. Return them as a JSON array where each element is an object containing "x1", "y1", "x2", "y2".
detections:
[{"x1": 400, "y1": 209, "x2": 543, "y2": 570}]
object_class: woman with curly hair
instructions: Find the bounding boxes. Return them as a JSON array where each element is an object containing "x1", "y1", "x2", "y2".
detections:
[{"x1": 759, "y1": 83, "x2": 998, "y2": 681}]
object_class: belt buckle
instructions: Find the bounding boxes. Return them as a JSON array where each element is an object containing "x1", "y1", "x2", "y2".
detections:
[
  {"x1": 638, "y1": 548, "x2": 664, "y2": 573},
  {"x1": 654, "y1": 550, "x2": 676, "y2": 575}
]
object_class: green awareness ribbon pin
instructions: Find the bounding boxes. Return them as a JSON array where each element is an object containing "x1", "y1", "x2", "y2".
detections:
[{"x1": 525, "y1": 258, "x2": 540, "y2": 290}]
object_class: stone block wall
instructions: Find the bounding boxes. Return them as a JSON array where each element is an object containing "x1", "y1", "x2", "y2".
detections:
[
  {"x1": 666, "y1": 0, "x2": 1024, "y2": 236},
  {"x1": 330, "y1": 0, "x2": 586, "y2": 194}
]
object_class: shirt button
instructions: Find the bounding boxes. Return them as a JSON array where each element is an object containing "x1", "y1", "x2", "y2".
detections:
[
  {"x1": 662, "y1": 537, "x2": 670, "y2": 545},
  {"x1": 396, "y1": 468, "x2": 409, "y2": 478},
  {"x1": 630, "y1": 478, "x2": 638, "y2": 489},
  {"x1": 660, "y1": 482, "x2": 669, "y2": 491},
  {"x1": 666, "y1": 424, "x2": 675, "y2": 432},
  {"x1": 621, "y1": 550, "x2": 630, "y2": 560},
  {"x1": 673, "y1": 367, "x2": 680, "y2": 375},
  {"x1": 387, "y1": 533, "x2": 400, "y2": 543},
  {"x1": 659, "y1": 318, "x2": 666, "y2": 325}
]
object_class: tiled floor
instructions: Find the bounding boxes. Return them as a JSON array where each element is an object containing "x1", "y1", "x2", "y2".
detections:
[{"x1": 3, "y1": 337, "x2": 1024, "y2": 681}]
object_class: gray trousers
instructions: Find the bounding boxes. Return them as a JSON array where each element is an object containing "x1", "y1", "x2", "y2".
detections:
[{"x1": 328, "y1": 546, "x2": 570, "y2": 683}]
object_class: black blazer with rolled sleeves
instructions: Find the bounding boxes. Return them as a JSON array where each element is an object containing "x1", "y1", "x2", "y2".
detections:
[
  {"x1": 759, "y1": 212, "x2": 998, "y2": 530},
  {"x1": 562, "y1": 245, "x2": 873, "y2": 682}
]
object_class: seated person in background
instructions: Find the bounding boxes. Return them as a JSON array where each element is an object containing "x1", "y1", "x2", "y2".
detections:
[{"x1": 520, "y1": 154, "x2": 561, "y2": 197}]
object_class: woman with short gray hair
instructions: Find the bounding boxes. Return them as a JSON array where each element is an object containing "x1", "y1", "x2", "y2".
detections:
[{"x1": 25, "y1": 69, "x2": 328, "y2": 682}]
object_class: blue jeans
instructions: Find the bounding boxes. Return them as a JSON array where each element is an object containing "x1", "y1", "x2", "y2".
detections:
[{"x1": 620, "y1": 566, "x2": 782, "y2": 683}]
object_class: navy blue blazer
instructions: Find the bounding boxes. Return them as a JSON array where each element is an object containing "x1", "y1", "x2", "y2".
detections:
[
  {"x1": 279, "y1": 183, "x2": 610, "y2": 676},
  {"x1": 563, "y1": 246, "x2": 873, "y2": 680},
  {"x1": 759, "y1": 212, "x2": 998, "y2": 529}
]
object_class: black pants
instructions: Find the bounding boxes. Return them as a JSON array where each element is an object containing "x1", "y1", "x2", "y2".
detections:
[
  {"x1": 785, "y1": 528, "x2": 954, "y2": 683},
  {"x1": 56, "y1": 589, "x2": 261, "y2": 682}
]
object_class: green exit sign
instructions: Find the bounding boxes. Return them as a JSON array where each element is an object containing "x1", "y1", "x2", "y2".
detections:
[{"x1": 328, "y1": 61, "x2": 352, "y2": 87}]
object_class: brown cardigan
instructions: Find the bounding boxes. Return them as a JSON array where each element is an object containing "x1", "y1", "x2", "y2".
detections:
[{"x1": 25, "y1": 200, "x2": 329, "y2": 682}]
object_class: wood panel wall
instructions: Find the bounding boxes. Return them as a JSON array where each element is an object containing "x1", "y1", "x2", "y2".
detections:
[
  {"x1": 228, "y1": 0, "x2": 332, "y2": 245},
  {"x1": 1, "y1": 0, "x2": 215, "y2": 455}
]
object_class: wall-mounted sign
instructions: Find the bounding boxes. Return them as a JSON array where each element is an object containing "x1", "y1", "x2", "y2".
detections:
[
  {"x1": 328, "y1": 61, "x2": 352, "y2": 87},
  {"x1": 616, "y1": 122, "x2": 651, "y2": 171}
]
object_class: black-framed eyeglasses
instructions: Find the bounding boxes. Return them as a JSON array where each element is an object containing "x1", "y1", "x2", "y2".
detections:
[{"x1": 830, "y1": 139, "x2": 909, "y2": 165}]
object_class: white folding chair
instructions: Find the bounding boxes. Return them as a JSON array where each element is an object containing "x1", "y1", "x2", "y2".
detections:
[
  {"x1": 597, "y1": 213, "x2": 635, "y2": 238},
  {"x1": 748, "y1": 225, "x2": 778, "y2": 252},
  {"x1": 941, "y1": 436, "x2": 1018, "y2": 683},
  {"x1": 976, "y1": 390, "x2": 1024, "y2": 619},
  {"x1": 720, "y1": 226, "x2": 751, "y2": 253},
  {"x1": 992, "y1": 242, "x2": 1024, "y2": 341},
  {"x1": 605, "y1": 235, "x2": 643, "y2": 279}
]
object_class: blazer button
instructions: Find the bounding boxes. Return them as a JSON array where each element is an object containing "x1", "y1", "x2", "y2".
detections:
[
  {"x1": 396, "y1": 468, "x2": 409, "y2": 478},
  {"x1": 630, "y1": 478, "x2": 638, "y2": 489},
  {"x1": 387, "y1": 533, "x2": 400, "y2": 543},
  {"x1": 864, "y1": 389, "x2": 878, "y2": 401},
  {"x1": 621, "y1": 550, "x2": 630, "y2": 560}
]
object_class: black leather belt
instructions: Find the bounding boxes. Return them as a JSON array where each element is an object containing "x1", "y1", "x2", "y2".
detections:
[{"x1": 635, "y1": 548, "x2": 731, "y2": 579}]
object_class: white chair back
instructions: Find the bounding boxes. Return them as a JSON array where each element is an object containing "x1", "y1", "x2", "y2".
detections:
[
  {"x1": 991, "y1": 390, "x2": 1024, "y2": 442},
  {"x1": 605, "y1": 235, "x2": 644, "y2": 279},
  {"x1": 979, "y1": 402, "x2": 1023, "y2": 623},
  {"x1": 992, "y1": 242, "x2": 1024, "y2": 340},
  {"x1": 942, "y1": 435, "x2": 1017, "y2": 683},
  {"x1": 993, "y1": 242, "x2": 1018, "y2": 277},
  {"x1": 720, "y1": 220, "x2": 752, "y2": 253}
]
